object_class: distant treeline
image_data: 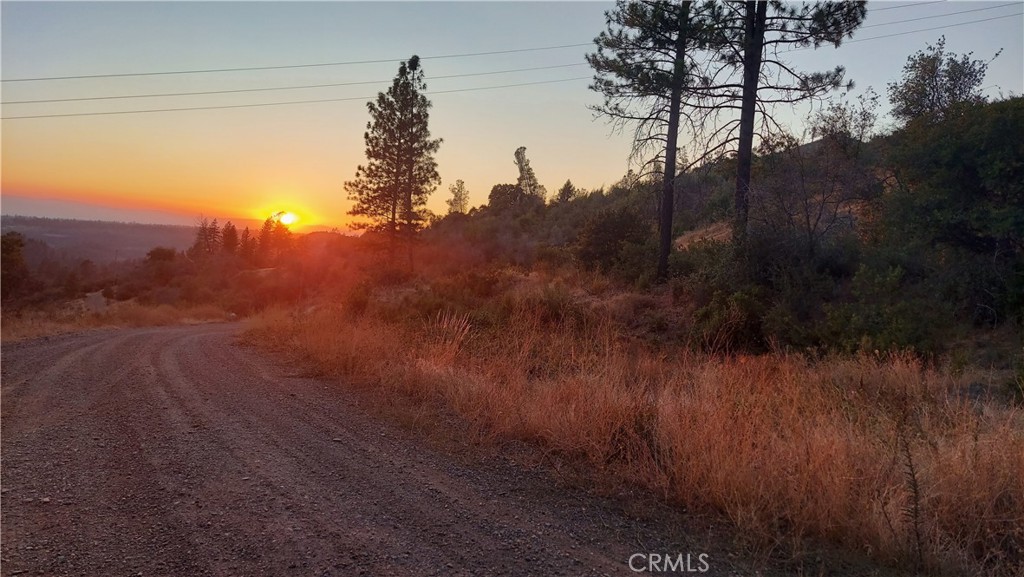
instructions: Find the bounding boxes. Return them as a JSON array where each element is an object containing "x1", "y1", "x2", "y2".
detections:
[{"x1": 0, "y1": 215, "x2": 195, "y2": 262}]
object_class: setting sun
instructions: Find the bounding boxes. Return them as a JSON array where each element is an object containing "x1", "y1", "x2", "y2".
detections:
[{"x1": 278, "y1": 212, "x2": 299, "y2": 226}]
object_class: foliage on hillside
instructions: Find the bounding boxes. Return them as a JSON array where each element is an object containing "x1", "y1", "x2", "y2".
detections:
[{"x1": 421, "y1": 99, "x2": 1022, "y2": 361}]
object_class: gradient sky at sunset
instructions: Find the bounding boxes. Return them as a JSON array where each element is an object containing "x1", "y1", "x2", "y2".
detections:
[{"x1": 2, "y1": 1, "x2": 1021, "y2": 230}]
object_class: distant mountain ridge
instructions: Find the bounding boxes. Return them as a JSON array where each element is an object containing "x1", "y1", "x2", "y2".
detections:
[{"x1": 1, "y1": 215, "x2": 197, "y2": 262}]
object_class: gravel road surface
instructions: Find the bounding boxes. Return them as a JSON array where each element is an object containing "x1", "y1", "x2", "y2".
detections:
[{"x1": 2, "y1": 323, "x2": 752, "y2": 577}]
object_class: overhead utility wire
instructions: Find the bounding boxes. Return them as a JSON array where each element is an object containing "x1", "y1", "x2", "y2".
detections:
[
  {"x1": 860, "y1": 2, "x2": 1018, "y2": 29},
  {"x1": 848, "y1": 11, "x2": 1022, "y2": 43},
  {"x1": 871, "y1": 0, "x2": 947, "y2": 12},
  {"x1": 1, "y1": 77, "x2": 593, "y2": 120},
  {"x1": 0, "y1": 1, "x2": 968, "y2": 84},
  {"x1": 787, "y1": 11, "x2": 1022, "y2": 52},
  {"x1": 1, "y1": 43, "x2": 593, "y2": 83},
  {"x1": 3, "y1": 63, "x2": 588, "y2": 105},
  {"x1": 6, "y1": 7, "x2": 1019, "y2": 120}
]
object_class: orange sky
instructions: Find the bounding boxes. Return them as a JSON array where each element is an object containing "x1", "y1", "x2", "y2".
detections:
[
  {"x1": 1, "y1": 104, "x2": 360, "y2": 229},
  {"x1": 0, "y1": 3, "x2": 633, "y2": 229}
]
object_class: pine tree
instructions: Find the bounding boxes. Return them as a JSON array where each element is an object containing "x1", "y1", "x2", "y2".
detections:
[
  {"x1": 188, "y1": 217, "x2": 221, "y2": 258},
  {"x1": 589, "y1": 0, "x2": 701, "y2": 281},
  {"x1": 221, "y1": 221, "x2": 239, "y2": 254},
  {"x1": 257, "y1": 217, "x2": 274, "y2": 263},
  {"x1": 702, "y1": 1, "x2": 867, "y2": 248},
  {"x1": 239, "y1": 227, "x2": 256, "y2": 263},
  {"x1": 556, "y1": 179, "x2": 579, "y2": 204},
  {"x1": 345, "y1": 55, "x2": 442, "y2": 260},
  {"x1": 255, "y1": 215, "x2": 293, "y2": 265},
  {"x1": 589, "y1": 1, "x2": 866, "y2": 272},
  {"x1": 446, "y1": 179, "x2": 470, "y2": 215},
  {"x1": 513, "y1": 147, "x2": 546, "y2": 201}
]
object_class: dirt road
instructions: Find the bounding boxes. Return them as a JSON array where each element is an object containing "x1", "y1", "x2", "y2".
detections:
[{"x1": 0, "y1": 323, "x2": 753, "y2": 577}]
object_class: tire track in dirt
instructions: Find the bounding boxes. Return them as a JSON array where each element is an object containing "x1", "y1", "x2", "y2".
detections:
[{"x1": 2, "y1": 323, "x2": 753, "y2": 577}]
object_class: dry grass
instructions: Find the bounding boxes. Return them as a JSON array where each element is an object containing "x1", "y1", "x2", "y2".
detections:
[
  {"x1": 675, "y1": 221, "x2": 732, "y2": 250},
  {"x1": 244, "y1": 276, "x2": 1023, "y2": 575},
  {"x1": 2, "y1": 301, "x2": 229, "y2": 342}
]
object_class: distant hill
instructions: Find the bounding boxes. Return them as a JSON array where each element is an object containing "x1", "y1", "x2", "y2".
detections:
[{"x1": 0, "y1": 215, "x2": 196, "y2": 262}]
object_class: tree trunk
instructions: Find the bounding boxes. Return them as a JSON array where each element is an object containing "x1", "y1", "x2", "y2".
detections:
[
  {"x1": 734, "y1": 0, "x2": 767, "y2": 251},
  {"x1": 405, "y1": 139, "x2": 416, "y2": 272},
  {"x1": 388, "y1": 188, "x2": 398, "y2": 265},
  {"x1": 657, "y1": 0, "x2": 692, "y2": 282}
]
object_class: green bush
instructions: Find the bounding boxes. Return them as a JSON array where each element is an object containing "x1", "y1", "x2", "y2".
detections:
[
  {"x1": 824, "y1": 262, "x2": 956, "y2": 354},
  {"x1": 575, "y1": 207, "x2": 652, "y2": 275},
  {"x1": 611, "y1": 238, "x2": 658, "y2": 287},
  {"x1": 692, "y1": 287, "x2": 765, "y2": 353}
]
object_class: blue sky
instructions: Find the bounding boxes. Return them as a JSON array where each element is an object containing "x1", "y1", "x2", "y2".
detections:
[{"x1": 1, "y1": 1, "x2": 1021, "y2": 228}]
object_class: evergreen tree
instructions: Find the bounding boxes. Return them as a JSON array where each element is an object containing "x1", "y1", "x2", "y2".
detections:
[
  {"x1": 589, "y1": 0, "x2": 702, "y2": 281},
  {"x1": 270, "y1": 216, "x2": 293, "y2": 256},
  {"x1": 188, "y1": 217, "x2": 221, "y2": 258},
  {"x1": 255, "y1": 215, "x2": 293, "y2": 265},
  {"x1": 345, "y1": 55, "x2": 442, "y2": 260},
  {"x1": 208, "y1": 219, "x2": 221, "y2": 252},
  {"x1": 514, "y1": 147, "x2": 546, "y2": 201},
  {"x1": 446, "y1": 179, "x2": 470, "y2": 215},
  {"x1": 257, "y1": 217, "x2": 274, "y2": 263},
  {"x1": 1, "y1": 232, "x2": 31, "y2": 301},
  {"x1": 239, "y1": 227, "x2": 256, "y2": 263},
  {"x1": 221, "y1": 221, "x2": 239, "y2": 254},
  {"x1": 702, "y1": 1, "x2": 867, "y2": 248},
  {"x1": 556, "y1": 179, "x2": 579, "y2": 204},
  {"x1": 590, "y1": 1, "x2": 867, "y2": 273}
]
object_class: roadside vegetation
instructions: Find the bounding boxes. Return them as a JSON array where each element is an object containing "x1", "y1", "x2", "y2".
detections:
[{"x1": 244, "y1": 263, "x2": 1021, "y2": 575}]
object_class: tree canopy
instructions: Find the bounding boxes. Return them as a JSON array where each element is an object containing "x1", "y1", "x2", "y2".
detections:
[
  {"x1": 514, "y1": 147, "x2": 546, "y2": 202},
  {"x1": 589, "y1": 0, "x2": 867, "y2": 276},
  {"x1": 887, "y1": 36, "x2": 998, "y2": 126},
  {"x1": 446, "y1": 180, "x2": 470, "y2": 215},
  {"x1": 345, "y1": 55, "x2": 442, "y2": 256}
]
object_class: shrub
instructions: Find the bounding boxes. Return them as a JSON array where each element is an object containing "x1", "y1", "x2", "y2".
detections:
[
  {"x1": 575, "y1": 207, "x2": 651, "y2": 274},
  {"x1": 824, "y1": 260, "x2": 956, "y2": 354}
]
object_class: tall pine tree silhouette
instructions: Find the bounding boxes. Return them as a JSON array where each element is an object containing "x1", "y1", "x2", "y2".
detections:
[{"x1": 345, "y1": 55, "x2": 442, "y2": 263}]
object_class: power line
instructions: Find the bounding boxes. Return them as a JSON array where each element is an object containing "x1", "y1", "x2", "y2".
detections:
[
  {"x1": 871, "y1": 0, "x2": 947, "y2": 12},
  {"x1": 1, "y1": 43, "x2": 593, "y2": 83},
  {"x1": 1, "y1": 1, "x2": 996, "y2": 87},
  {"x1": 0, "y1": 76, "x2": 593, "y2": 120},
  {"x1": 861, "y1": 2, "x2": 1019, "y2": 29},
  {"x1": 788, "y1": 11, "x2": 1022, "y2": 52},
  {"x1": 848, "y1": 11, "x2": 1023, "y2": 43},
  {"x1": 2, "y1": 63, "x2": 588, "y2": 105},
  {"x1": 6, "y1": 5, "x2": 1019, "y2": 119}
]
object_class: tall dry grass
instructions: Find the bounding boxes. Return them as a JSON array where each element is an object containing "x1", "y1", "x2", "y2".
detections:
[
  {"x1": 1, "y1": 301, "x2": 229, "y2": 342},
  {"x1": 244, "y1": 276, "x2": 1023, "y2": 575}
]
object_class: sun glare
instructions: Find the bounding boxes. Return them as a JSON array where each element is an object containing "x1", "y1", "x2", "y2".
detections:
[{"x1": 277, "y1": 212, "x2": 299, "y2": 226}]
